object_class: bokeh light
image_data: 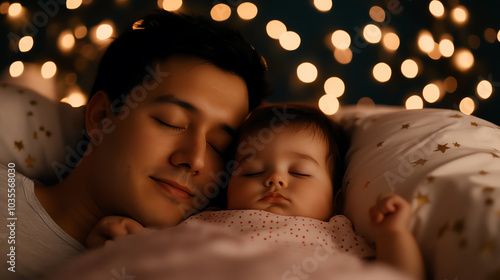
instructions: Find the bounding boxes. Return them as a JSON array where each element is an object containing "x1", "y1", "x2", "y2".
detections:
[
  {"x1": 333, "y1": 48, "x2": 352, "y2": 64},
  {"x1": 58, "y1": 30, "x2": 75, "y2": 52},
  {"x1": 18, "y1": 36, "x2": 34, "y2": 52},
  {"x1": 477, "y1": 80, "x2": 493, "y2": 99},
  {"x1": 484, "y1": 28, "x2": 496, "y2": 43},
  {"x1": 453, "y1": 48, "x2": 474, "y2": 71},
  {"x1": 428, "y1": 43, "x2": 442, "y2": 60},
  {"x1": 74, "y1": 25, "x2": 87, "y2": 39},
  {"x1": 422, "y1": 83, "x2": 440, "y2": 103},
  {"x1": 237, "y1": 2, "x2": 258, "y2": 20},
  {"x1": 459, "y1": 97, "x2": 475, "y2": 115},
  {"x1": 331, "y1": 30, "x2": 351, "y2": 50},
  {"x1": 66, "y1": 0, "x2": 82, "y2": 10},
  {"x1": 324, "y1": 77, "x2": 345, "y2": 97},
  {"x1": 356, "y1": 97, "x2": 375, "y2": 107},
  {"x1": 401, "y1": 59, "x2": 419, "y2": 78},
  {"x1": 444, "y1": 76, "x2": 458, "y2": 93},
  {"x1": 439, "y1": 39, "x2": 454, "y2": 57},
  {"x1": 266, "y1": 20, "x2": 287, "y2": 39},
  {"x1": 363, "y1": 24, "x2": 382, "y2": 44},
  {"x1": 8, "y1": 3, "x2": 22, "y2": 17},
  {"x1": 41, "y1": 61, "x2": 57, "y2": 79},
  {"x1": 96, "y1": 23, "x2": 113, "y2": 40},
  {"x1": 369, "y1": 6, "x2": 385, "y2": 22},
  {"x1": 9, "y1": 61, "x2": 24, "y2": 78},
  {"x1": 452, "y1": 6, "x2": 469, "y2": 24},
  {"x1": 60, "y1": 89, "x2": 88, "y2": 108},
  {"x1": 210, "y1": 3, "x2": 231, "y2": 21},
  {"x1": 318, "y1": 94, "x2": 339, "y2": 115},
  {"x1": 406, "y1": 95, "x2": 424, "y2": 109},
  {"x1": 418, "y1": 30, "x2": 434, "y2": 53},
  {"x1": 429, "y1": 1, "x2": 444, "y2": 18},
  {"x1": 279, "y1": 31, "x2": 301, "y2": 51},
  {"x1": 313, "y1": 0, "x2": 332, "y2": 12},
  {"x1": 382, "y1": 32, "x2": 400, "y2": 51},
  {"x1": 161, "y1": 0, "x2": 182, "y2": 11},
  {"x1": 373, "y1": 62, "x2": 391, "y2": 82},
  {"x1": 297, "y1": 62, "x2": 318, "y2": 83}
]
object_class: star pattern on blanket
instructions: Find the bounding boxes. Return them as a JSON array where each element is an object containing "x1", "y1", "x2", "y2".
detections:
[
  {"x1": 479, "y1": 170, "x2": 489, "y2": 175},
  {"x1": 471, "y1": 122, "x2": 479, "y2": 127},
  {"x1": 33, "y1": 131, "x2": 38, "y2": 139},
  {"x1": 491, "y1": 152, "x2": 499, "y2": 158},
  {"x1": 376, "y1": 141, "x2": 384, "y2": 147},
  {"x1": 435, "y1": 143, "x2": 450, "y2": 153},
  {"x1": 401, "y1": 123, "x2": 410, "y2": 129},
  {"x1": 427, "y1": 176, "x2": 435, "y2": 183},
  {"x1": 14, "y1": 140, "x2": 24, "y2": 151},
  {"x1": 30, "y1": 100, "x2": 38, "y2": 106},
  {"x1": 449, "y1": 114, "x2": 463, "y2": 118},
  {"x1": 453, "y1": 142, "x2": 461, "y2": 147},
  {"x1": 27, "y1": 111, "x2": 33, "y2": 116}
]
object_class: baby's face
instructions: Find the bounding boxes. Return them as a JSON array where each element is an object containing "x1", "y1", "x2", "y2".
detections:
[{"x1": 227, "y1": 129, "x2": 334, "y2": 221}]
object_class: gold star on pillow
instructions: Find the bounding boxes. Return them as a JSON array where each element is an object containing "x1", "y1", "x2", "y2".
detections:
[
  {"x1": 449, "y1": 114, "x2": 462, "y2": 118},
  {"x1": 25, "y1": 155, "x2": 35, "y2": 168},
  {"x1": 411, "y1": 158, "x2": 427, "y2": 166},
  {"x1": 435, "y1": 143, "x2": 450, "y2": 153},
  {"x1": 471, "y1": 122, "x2": 479, "y2": 127},
  {"x1": 363, "y1": 181, "x2": 370, "y2": 190},
  {"x1": 14, "y1": 141, "x2": 24, "y2": 151},
  {"x1": 453, "y1": 142, "x2": 461, "y2": 147},
  {"x1": 438, "y1": 222, "x2": 449, "y2": 238},
  {"x1": 415, "y1": 192, "x2": 430, "y2": 207},
  {"x1": 401, "y1": 123, "x2": 410, "y2": 129}
]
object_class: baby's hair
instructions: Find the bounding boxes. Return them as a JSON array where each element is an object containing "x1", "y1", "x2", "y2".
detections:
[{"x1": 237, "y1": 103, "x2": 349, "y2": 200}]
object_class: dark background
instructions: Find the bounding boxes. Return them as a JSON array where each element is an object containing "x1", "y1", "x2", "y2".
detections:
[{"x1": 2, "y1": 0, "x2": 499, "y2": 124}]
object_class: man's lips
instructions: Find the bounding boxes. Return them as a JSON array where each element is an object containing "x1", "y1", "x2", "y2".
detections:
[{"x1": 151, "y1": 177, "x2": 195, "y2": 200}]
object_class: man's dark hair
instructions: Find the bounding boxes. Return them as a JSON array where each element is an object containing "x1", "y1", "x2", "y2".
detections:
[{"x1": 90, "y1": 10, "x2": 269, "y2": 112}]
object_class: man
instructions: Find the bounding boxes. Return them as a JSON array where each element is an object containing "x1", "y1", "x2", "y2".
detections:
[{"x1": 0, "y1": 10, "x2": 268, "y2": 279}]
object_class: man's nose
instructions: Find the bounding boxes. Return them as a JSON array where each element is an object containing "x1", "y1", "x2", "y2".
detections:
[{"x1": 169, "y1": 135, "x2": 206, "y2": 174}]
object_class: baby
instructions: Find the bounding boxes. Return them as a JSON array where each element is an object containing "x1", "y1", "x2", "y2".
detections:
[{"x1": 87, "y1": 104, "x2": 424, "y2": 279}]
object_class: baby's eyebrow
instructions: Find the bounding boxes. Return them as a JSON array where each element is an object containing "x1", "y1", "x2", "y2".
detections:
[{"x1": 289, "y1": 152, "x2": 320, "y2": 166}]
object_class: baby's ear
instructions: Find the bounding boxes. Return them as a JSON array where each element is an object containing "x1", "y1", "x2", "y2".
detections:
[{"x1": 333, "y1": 189, "x2": 344, "y2": 215}]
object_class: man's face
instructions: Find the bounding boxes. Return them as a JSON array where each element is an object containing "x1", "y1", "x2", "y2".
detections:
[
  {"x1": 227, "y1": 129, "x2": 334, "y2": 221},
  {"x1": 90, "y1": 56, "x2": 249, "y2": 227}
]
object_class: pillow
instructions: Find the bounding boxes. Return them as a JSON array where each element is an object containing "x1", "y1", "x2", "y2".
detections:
[
  {"x1": 333, "y1": 106, "x2": 500, "y2": 280},
  {"x1": 0, "y1": 82, "x2": 85, "y2": 184}
]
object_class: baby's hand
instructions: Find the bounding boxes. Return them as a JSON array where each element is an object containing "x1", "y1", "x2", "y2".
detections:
[
  {"x1": 85, "y1": 216, "x2": 146, "y2": 249},
  {"x1": 369, "y1": 193, "x2": 412, "y2": 236}
]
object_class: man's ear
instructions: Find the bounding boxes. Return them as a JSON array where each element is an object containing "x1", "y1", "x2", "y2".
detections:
[{"x1": 85, "y1": 91, "x2": 112, "y2": 140}]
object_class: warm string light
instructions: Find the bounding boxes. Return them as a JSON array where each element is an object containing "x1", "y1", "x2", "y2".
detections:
[{"x1": 2, "y1": 1, "x2": 495, "y2": 121}]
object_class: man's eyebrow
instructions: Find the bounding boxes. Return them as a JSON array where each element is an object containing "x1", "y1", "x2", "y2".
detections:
[
  {"x1": 290, "y1": 152, "x2": 320, "y2": 166},
  {"x1": 153, "y1": 94, "x2": 237, "y2": 138},
  {"x1": 152, "y1": 94, "x2": 198, "y2": 114}
]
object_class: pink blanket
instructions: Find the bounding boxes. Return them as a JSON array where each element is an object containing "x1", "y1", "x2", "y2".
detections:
[{"x1": 47, "y1": 211, "x2": 413, "y2": 280}]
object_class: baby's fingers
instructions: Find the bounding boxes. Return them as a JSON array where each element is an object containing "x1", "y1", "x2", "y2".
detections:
[{"x1": 369, "y1": 206, "x2": 385, "y2": 224}]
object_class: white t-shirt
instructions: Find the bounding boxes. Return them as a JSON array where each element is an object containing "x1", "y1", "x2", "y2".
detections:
[{"x1": 0, "y1": 164, "x2": 85, "y2": 280}]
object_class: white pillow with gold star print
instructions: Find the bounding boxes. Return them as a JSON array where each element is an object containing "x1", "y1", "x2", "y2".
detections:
[
  {"x1": 0, "y1": 82, "x2": 85, "y2": 184},
  {"x1": 333, "y1": 106, "x2": 500, "y2": 280}
]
